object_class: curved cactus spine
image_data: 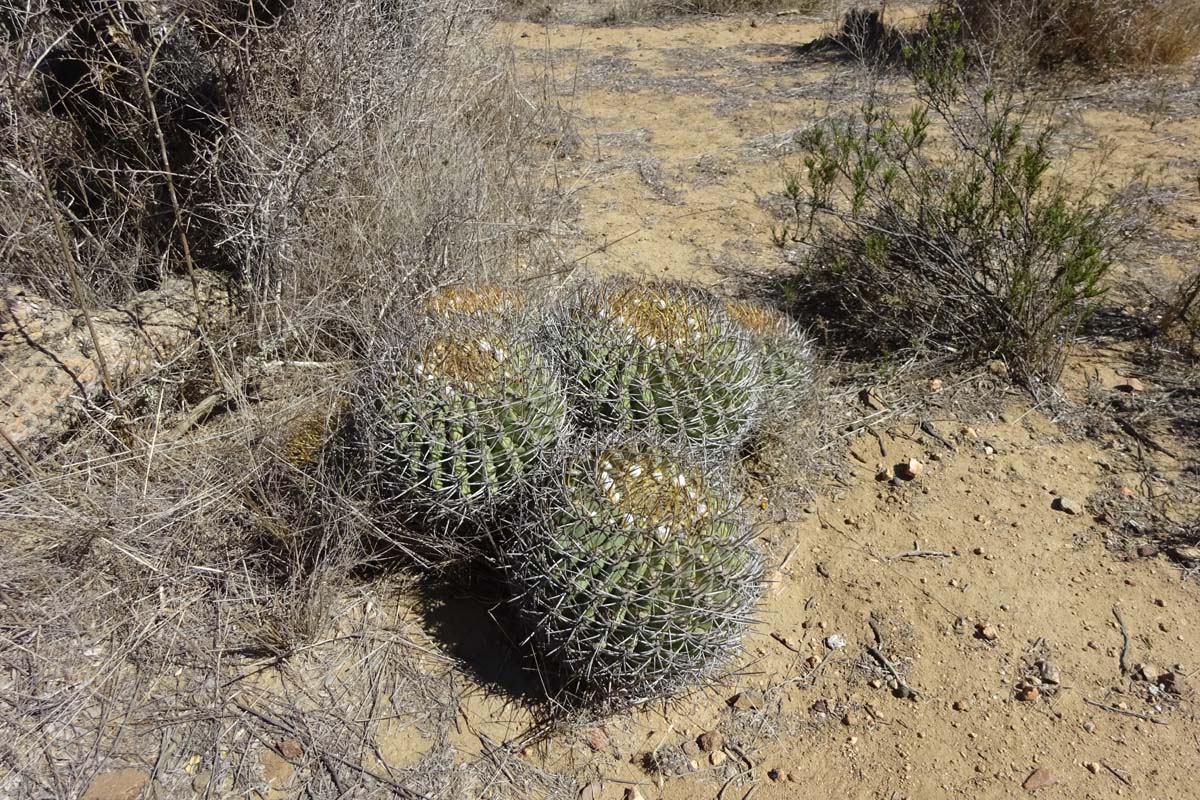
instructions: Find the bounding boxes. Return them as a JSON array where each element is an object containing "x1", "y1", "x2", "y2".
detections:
[
  {"x1": 364, "y1": 316, "x2": 568, "y2": 523},
  {"x1": 504, "y1": 441, "x2": 763, "y2": 700},
  {"x1": 550, "y1": 280, "x2": 762, "y2": 455},
  {"x1": 723, "y1": 299, "x2": 816, "y2": 415}
]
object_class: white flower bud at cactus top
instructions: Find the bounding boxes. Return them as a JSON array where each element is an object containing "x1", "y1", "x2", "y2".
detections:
[
  {"x1": 552, "y1": 279, "x2": 763, "y2": 455},
  {"x1": 505, "y1": 442, "x2": 763, "y2": 700},
  {"x1": 367, "y1": 316, "x2": 567, "y2": 522},
  {"x1": 723, "y1": 298, "x2": 816, "y2": 415}
]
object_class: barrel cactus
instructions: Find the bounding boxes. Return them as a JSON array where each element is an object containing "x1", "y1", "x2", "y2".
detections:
[
  {"x1": 724, "y1": 299, "x2": 816, "y2": 415},
  {"x1": 364, "y1": 317, "x2": 568, "y2": 523},
  {"x1": 551, "y1": 280, "x2": 761, "y2": 455},
  {"x1": 504, "y1": 441, "x2": 763, "y2": 700}
]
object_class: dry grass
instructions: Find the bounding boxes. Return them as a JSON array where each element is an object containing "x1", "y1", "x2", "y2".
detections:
[
  {"x1": 0, "y1": 0, "x2": 575, "y2": 796},
  {"x1": 946, "y1": 0, "x2": 1200, "y2": 68},
  {"x1": 600, "y1": 0, "x2": 825, "y2": 24}
]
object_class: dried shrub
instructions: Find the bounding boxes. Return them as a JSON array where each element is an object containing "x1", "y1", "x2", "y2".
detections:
[
  {"x1": 944, "y1": 0, "x2": 1200, "y2": 68},
  {"x1": 599, "y1": 0, "x2": 824, "y2": 24}
]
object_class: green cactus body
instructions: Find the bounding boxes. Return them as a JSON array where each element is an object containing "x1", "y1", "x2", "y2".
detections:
[
  {"x1": 506, "y1": 442, "x2": 763, "y2": 699},
  {"x1": 554, "y1": 281, "x2": 761, "y2": 455},
  {"x1": 369, "y1": 319, "x2": 567, "y2": 520},
  {"x1": 724, "y1": 299, "x2": 816, "y2": 415}
]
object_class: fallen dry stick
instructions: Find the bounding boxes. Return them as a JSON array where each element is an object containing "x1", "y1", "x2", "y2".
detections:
[{"x1": 1083, "y1": 698, "x2": 1168, "y2": 726}]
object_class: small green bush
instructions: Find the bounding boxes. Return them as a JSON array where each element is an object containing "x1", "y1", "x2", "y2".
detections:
[{"x1": 776, "y1": 18, "x2": 1121, "y2": 385}]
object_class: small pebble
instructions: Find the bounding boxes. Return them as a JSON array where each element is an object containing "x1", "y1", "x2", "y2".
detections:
[
  {"x1": 976, "y1": 623, "x2": 999, "y2": 642},
  {"x1": 1053, "y1": 496, "x2": 1083, "y2": 515}
]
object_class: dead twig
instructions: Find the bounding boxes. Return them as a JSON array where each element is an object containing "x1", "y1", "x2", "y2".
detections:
[
  {"x1": 1102, "y1": 762, "x2": 1133, "y2": 787},
  {"x1": 1112, "y1": 604, "x2": 1132, "y2": 676},
  {"x1": 716, "y1": 743, "x2": 757, "y2": 800},
  {"x1": 1083, "y1": 698, "x2": 1168, "y2": 725},
  {"x1": 770, "y1": 632, "x2": 801, "y2": 653},
  {"x1": 1114, "y1": 416, "x2": 1178, "y2": 459},
  {"x1": 167, "y1": 393, "x2": 228, "y2": 440},
  {"x1": 887, "y1": 541, "x2": 953, "y2": 561},
  {"x1": 867, "y1": 619, "x2": 921, "y2": 699},
  {"x1": 777, "y1": 542, "x2": 801, "y2": 573}
]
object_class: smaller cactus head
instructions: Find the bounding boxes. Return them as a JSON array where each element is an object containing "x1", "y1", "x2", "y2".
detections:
[
  {"x1": 723, "y1": 298, "x2": 816, "y2": 416},
  {"x1": 364, "y1": 315, "x2": 568, "y2": 528},
  {"x1": 420, "y1": 284, "x2": 522, "y2": 317}
]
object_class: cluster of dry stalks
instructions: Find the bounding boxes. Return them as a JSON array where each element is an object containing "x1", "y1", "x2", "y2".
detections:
[
  {"x1": 0, "y1": 0, "x2": 575, "y2": 797},
  {"x1": 947, "y1": 0, "x2": 1200, "y2": 67}
]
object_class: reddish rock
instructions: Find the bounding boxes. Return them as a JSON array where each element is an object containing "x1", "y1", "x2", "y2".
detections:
[
  {"x1": 82, "y1": 769, "x2": 150, "y2": 800},
  {"x1": 278, "y1": 738, "x2": 304, "y2": 761},
  {"x1": 1022, "y1": 767, "x2": 1059, "y2": 791},
  {"x1": 697, "y1": 730, "x2": 724, "y2": 753},
  {"x1": 583, "y1": 727, "x2": 609, "y2": 753}
]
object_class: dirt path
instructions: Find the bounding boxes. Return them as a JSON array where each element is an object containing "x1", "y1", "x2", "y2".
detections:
[
  {"x1": 508, "y1": 11, "x2": 861, "y2": 284},
  {"x1": 470, "y1": 11, "x2": 1200, "y2": 800}
]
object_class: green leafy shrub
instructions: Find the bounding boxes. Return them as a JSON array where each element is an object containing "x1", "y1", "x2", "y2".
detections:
[
  {"x1": 776, "y1": 20, "x2": 1121, "y2": 385},
  {"x1": 551, "y1": 279, "x2": 761, "y2": 455},
  {"x1": 503, "y1": 440, "x2": 763, "y2": 699}
]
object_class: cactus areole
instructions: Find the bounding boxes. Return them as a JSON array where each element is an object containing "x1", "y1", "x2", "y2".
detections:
[{"x1": 506, "y1": 443, "x2": 763, "y2": 700}]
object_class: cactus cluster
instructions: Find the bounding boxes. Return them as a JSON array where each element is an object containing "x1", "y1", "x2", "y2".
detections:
[
  {"x1": 366, "y1": 316, "x2": 567, "y2": 522},
  {"x1": 550, "y1": 280, "x2": 762, "y2": 455},
  {"x1": 504, "y1": 441, "x2": 763, "y2": 698},
  {"x1": 350, "y1": 275, "x2": 815, "y2": 703},
  {"x1": 724, "y1": 299, "x2": 816, "y2": 415}
]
